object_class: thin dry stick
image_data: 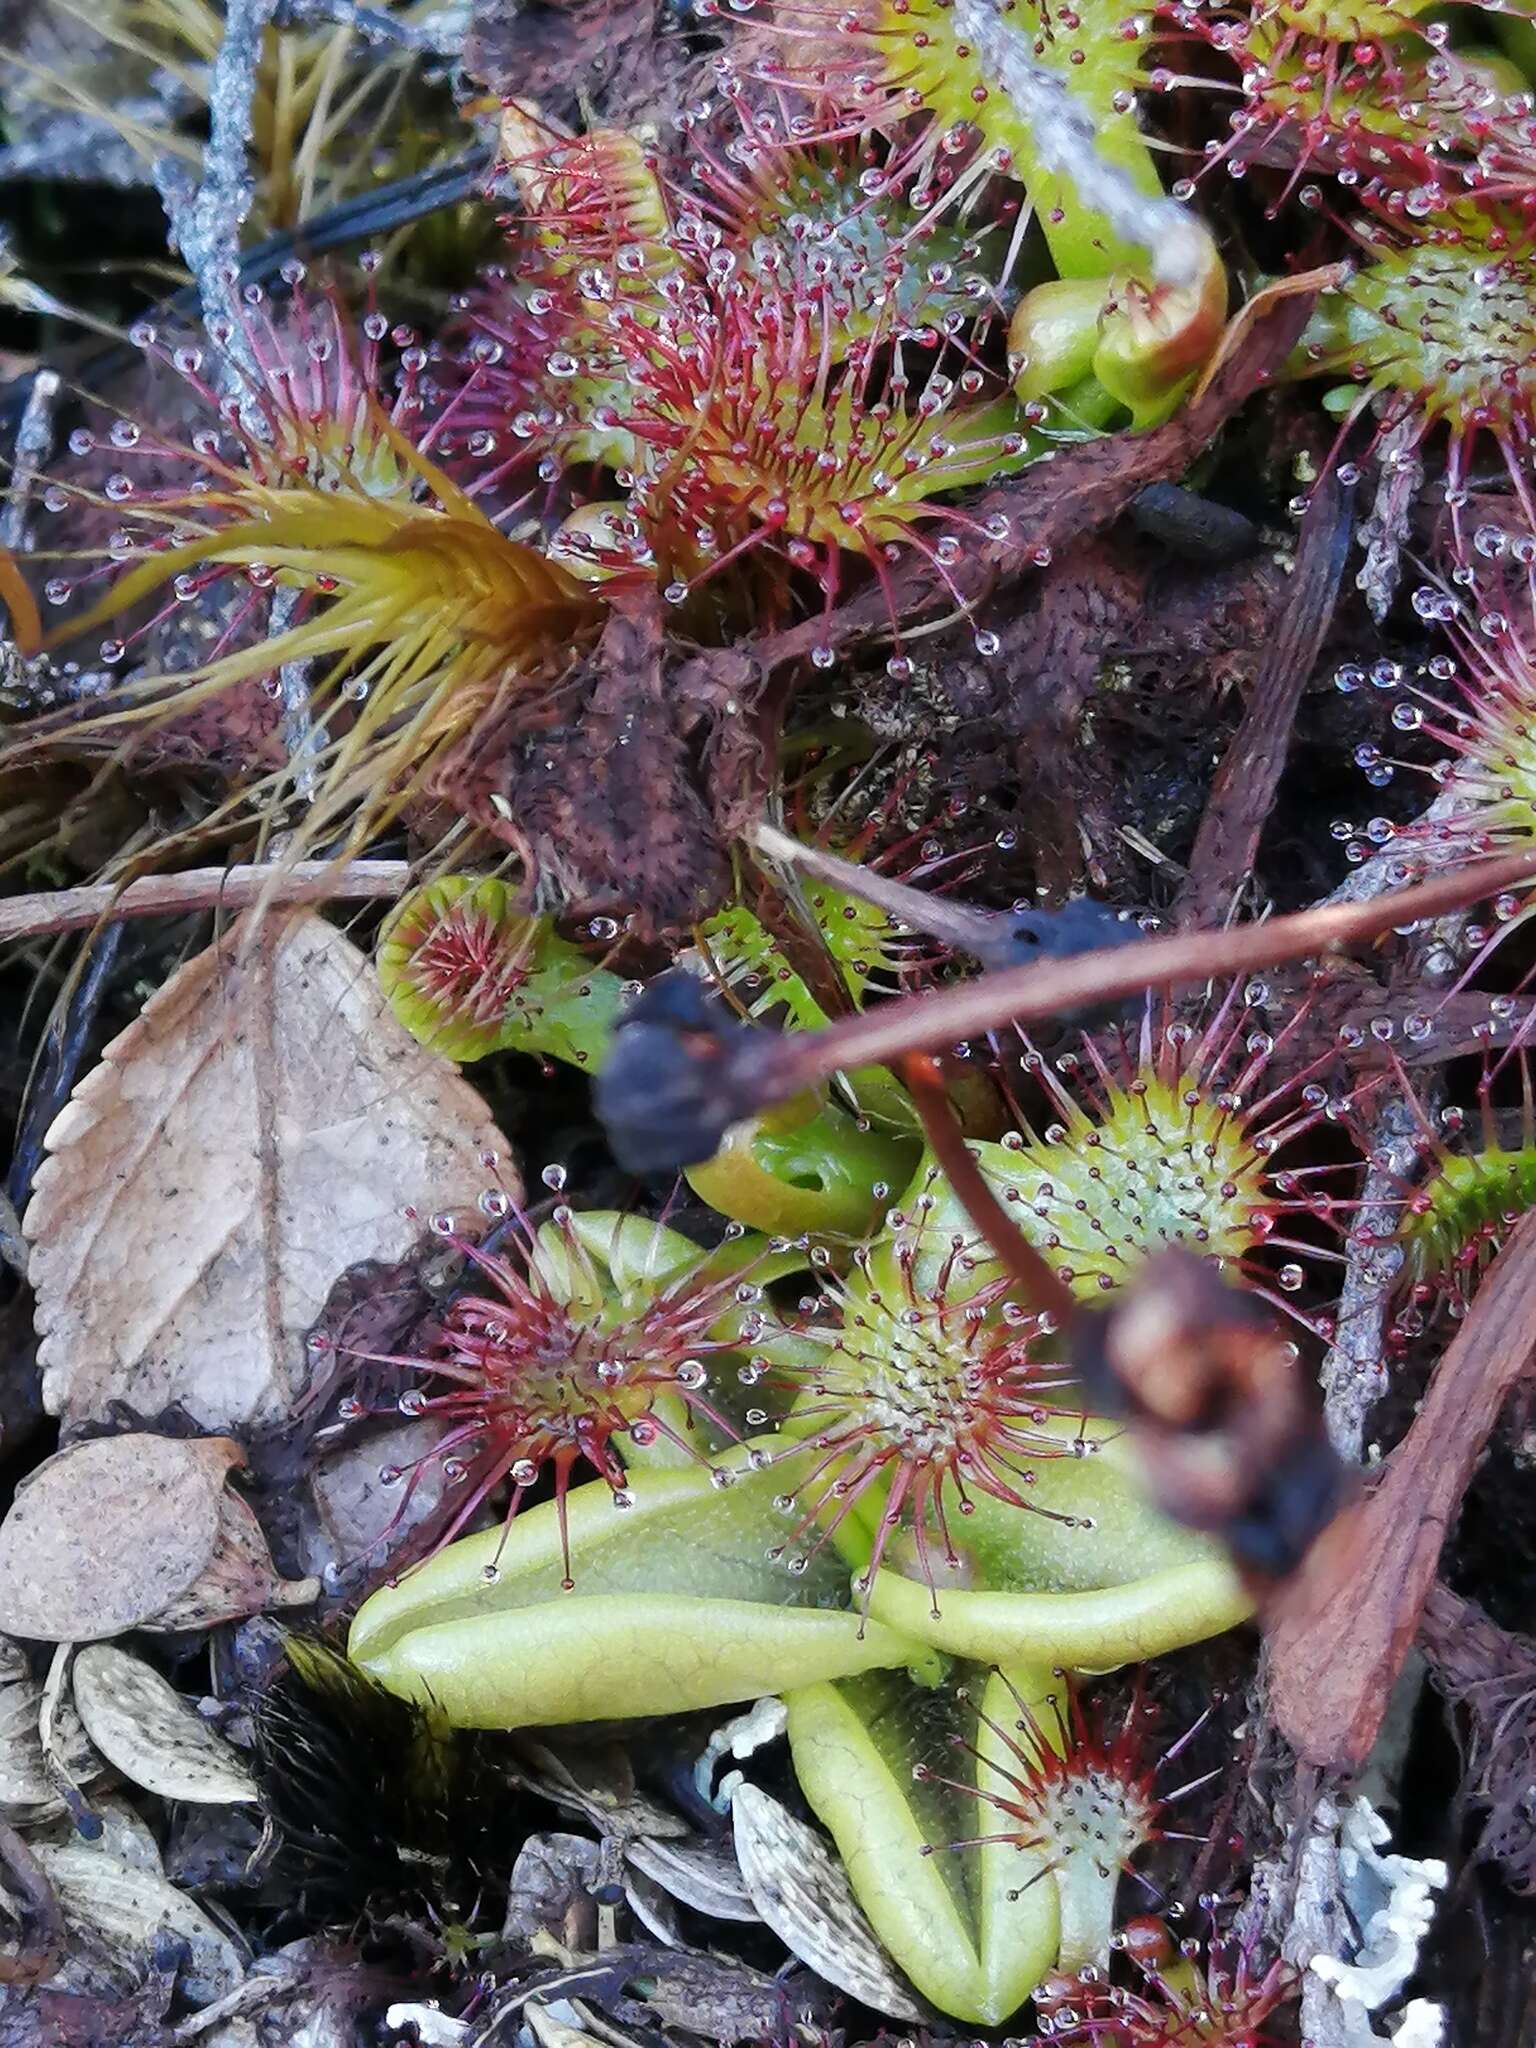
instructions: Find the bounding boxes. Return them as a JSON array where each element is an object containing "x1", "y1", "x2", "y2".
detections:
[
  {"x1": 1319, "y1": 1095, "x2": 1419, "y2": 1464},
  {"x1": 1, "y1": 369, "x2": 60, "y2": 556},
  {"x1": 1177, "y1": 468, "x2": 1354, "y2": 929},
  {"x1": 153, "y1": 0, "x2": 274, "y2": 379},
  {"x1": 748, "y1": 844, "x2": 1536, "y2": 1101},
  {"x1": 0, "y1": 859, "x2": 410, "y2": 946},
  {"x1": 753, "y1": 822, "x2": 1007, "y2": 956}
]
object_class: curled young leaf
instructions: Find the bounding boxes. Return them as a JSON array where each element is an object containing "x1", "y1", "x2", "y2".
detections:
[
  {"x1": 782, "y1": 1664, "x2": 1062, "y2": 2025},
  {"x1": 860, "y1": 1418, "x2": 1252, "y2": 1669},
  {"x1": 684, "y1": 1094, "x2": 917, "y2": 1240}
]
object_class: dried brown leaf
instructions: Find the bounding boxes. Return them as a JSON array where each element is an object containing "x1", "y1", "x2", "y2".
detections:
[
  {"x1": 0, "y1": 1435, "x2": 315, "y2": 1642},
  {"x1": 1267, "y1": 1215, "x2": 1536, "y2": 1768},
  {"x1": 24, "y1": 911, "x2": 511, "y2": 1433},
  {"x1": 458, "y1": 591, "x2": 730, "y2": 933},
  {"x1": 465, "y1": 0, "x2": 670, "y2": 127},
  {"x1": 625, "y1": 1834, "x2": 758, "y2": 1924}
]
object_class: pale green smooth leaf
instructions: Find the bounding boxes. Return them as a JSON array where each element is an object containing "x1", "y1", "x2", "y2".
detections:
[
  {"x1": 785, "y1": 1663, "x2": 1062, "y2": 2026},
  {"x1": 350, "y1": 1447, "x2": 930, "y2": 1728}
]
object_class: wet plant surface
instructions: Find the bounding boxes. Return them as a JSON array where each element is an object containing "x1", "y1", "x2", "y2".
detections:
[{"x1": 5, "y1": 2, "x2": 1536, "y2": 2046}]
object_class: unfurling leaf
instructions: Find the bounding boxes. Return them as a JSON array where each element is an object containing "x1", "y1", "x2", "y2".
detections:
[
  {"x1": 783, "y1": 1665, "x2": 1061, "y2": 2026},
  {"x1": 349, "y1": 1444, "x2": 933, "y2": 1727}
]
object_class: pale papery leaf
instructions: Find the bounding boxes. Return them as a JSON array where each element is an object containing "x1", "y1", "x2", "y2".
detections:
[
  {"x1": 30, "y1": 1836, "x2": 246, "y2": 2004},
  {"x1": 71, "y1": 1643, "x2": 259, "y2": 1806},
  {"x1": 23, "y1": 909, "x2": 514, "y2": 1433},
  {"x1": 0, "y1": 1631, "x2": 103, "y2": 1820},
  {"x1": 0, "y1": 1434, "x2": 315, "y2": 1641}
]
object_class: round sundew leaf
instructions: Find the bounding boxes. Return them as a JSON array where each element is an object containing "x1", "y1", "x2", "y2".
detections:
[
  {"x1": 783, "y1": 1664, "x2": 1062, "y2": 2025},
  {"x1": 348, "y1": 1446, "x2": 933, "y2": 1728},
  {"x1": 72, "y1": 1645, "x2": 259, "y2": 1806},
  {"x1": 947, "y1": 1419, "x2": 1231, "y2": 1592},
  {"x1": 377, "y1": 876, "x2": 627, "y2": 1070}
]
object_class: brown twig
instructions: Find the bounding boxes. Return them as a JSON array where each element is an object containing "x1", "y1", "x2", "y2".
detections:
[
  {"x1": 1314, "y1": 1096, "x2": 1418, "y2": 1464},
  {"x1": 746, "y1": 845, "x2": 1536, "y2": 1108},
  {"x1": 1266, "y1": 1211, "x2": 1536, "y2": 1770},
  {"x1": 898, "y1": 1053, "x2": 1076, "y2": 1324},
  {"x1": 753, "y1": 823, "x2": 1007, "y2": 959},
  {"x1": 1177, "y1": 469, "x2": 1354, "y2": 928},
  {"x1": 0, "y1": 859, "x2": 411, "y2": 946}
]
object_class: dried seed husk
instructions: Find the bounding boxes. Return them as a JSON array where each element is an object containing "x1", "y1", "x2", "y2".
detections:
[
  {"x1": 150, "y1": 1482, "x2": 318, "y2": 1634},
  {"x1": 625, "y1": 1833, "x2": 759, "y2": 1923},
  {"x1": 0, "y1": 1643, "x2": 102, "y2": 1821},
  {"x1": 0, "y1": 1435, "x2": 317, "y2": 1641},
  {"x1": 730, "y1": 1781, "x2": 929, "y2": 2024},
  {"x1": 84, "y1": 1795, "x2": 165, "y2": 1874},
  {"x1": 72, "y1": 1645, "x2": 259, "y2": 1806},
  {"x1": 30, "y1": 1837, "x2": 245, "y2": 2003}
]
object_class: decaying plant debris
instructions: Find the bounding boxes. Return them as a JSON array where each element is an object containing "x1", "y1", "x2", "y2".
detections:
[{"x1": 5, "y1": 1, "x2": 1536, "y2": 2045}]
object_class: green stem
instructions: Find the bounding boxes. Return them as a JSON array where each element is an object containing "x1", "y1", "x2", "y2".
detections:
[{"x1": 1007, "y1": 1, "x2": 1162, "y2": 280}]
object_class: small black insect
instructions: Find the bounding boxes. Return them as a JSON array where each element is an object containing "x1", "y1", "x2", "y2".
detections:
[
  {"x1": 594, "y1": 971, "x2": 785, "y2": 1177},
  {"x1": 970, "y1": 895, "x2": 1141, "y2": 974}
]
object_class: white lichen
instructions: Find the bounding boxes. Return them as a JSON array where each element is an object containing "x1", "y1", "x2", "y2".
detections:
[{"x1": 1308, "y1": 1796, "x2": 1447, "y2": 2013}]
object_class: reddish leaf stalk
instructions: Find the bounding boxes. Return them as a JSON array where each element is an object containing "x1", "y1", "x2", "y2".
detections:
[{"x1": 899, "y1": 1052, "x2": 1076, "y2": 1328}]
